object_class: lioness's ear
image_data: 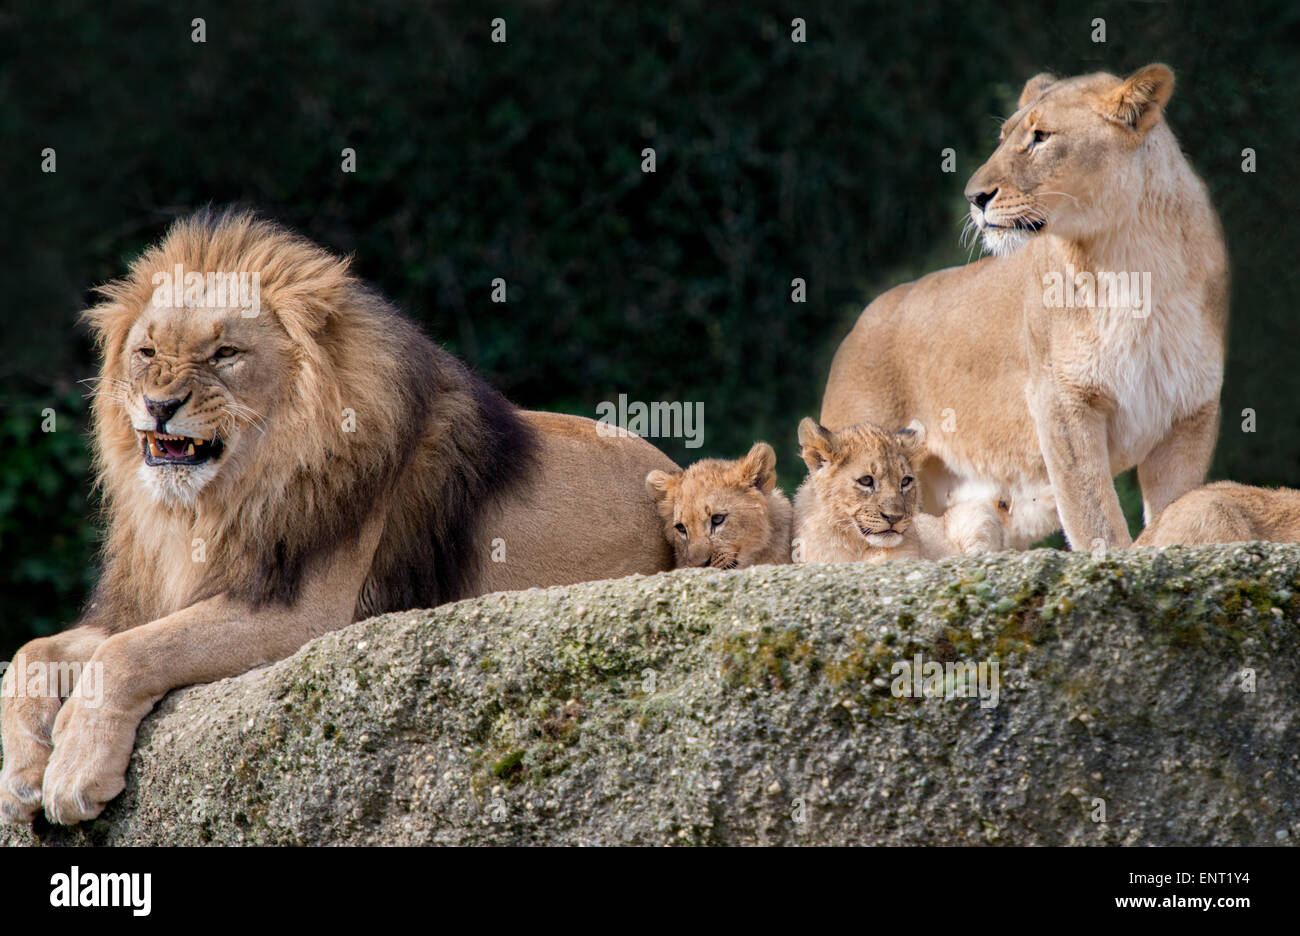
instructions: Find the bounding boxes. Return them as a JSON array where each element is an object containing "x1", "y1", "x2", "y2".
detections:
[
  {"x1": 894, "y1": 419, "x2": 927, "y2": 459},
  {"x1": 737, "y1": 442, "x2": 778, "y2": 494},
  {"x1": 645, "y1": 469, "x2": 681, "y2": 504},
  {"x1": 1018, "y1": 72, "x2": 1057, "y2": 109},
  {"x1": 797, "y1": 418, "x2": 835, "y2": 472},
  {"x1": 1102, "y1": 63, "x2": 1174, "y2": 134}
]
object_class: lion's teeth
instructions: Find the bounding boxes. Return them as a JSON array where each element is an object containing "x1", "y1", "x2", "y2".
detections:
[
  {"x1": 148, "y1": 440, "x2": 160, "y2": 457},
  {"x1": 186, "y1": 443, "x2": 195, "y2": 456}
]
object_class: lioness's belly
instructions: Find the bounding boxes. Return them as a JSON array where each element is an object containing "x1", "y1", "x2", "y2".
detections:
[
  {"x1": 822, "y1": 261, "x2": 1055, "y2": 541},
  {"x1": 470, "y1": 411, "x2": 678, "y2": 596}
]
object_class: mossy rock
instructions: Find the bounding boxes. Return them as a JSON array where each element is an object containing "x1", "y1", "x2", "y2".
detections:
[{"x1": 3, "y1": 544, "x2": 1298, "y2": 845}]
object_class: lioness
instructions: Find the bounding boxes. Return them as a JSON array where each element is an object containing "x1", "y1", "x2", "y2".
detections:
[
  {"x1": 0, "y1": 209, "x2": 678, "y2": 825},
  {"x1": 793, "y1": 418, "x2": 1005, "y2": 563},
  {"x1": 645, "y1": 442, "x2": 793, "y2": 569},
  {"x1": 821, "y1": 64, "x2": 1228, "y2": 551},
  {"x1": 1135, "y1": 481, "x2": 1300, "y2": 547}
]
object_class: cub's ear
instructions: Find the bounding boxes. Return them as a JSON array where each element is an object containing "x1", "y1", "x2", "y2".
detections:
[
  {"x1": 1018, "y1": 72, "x2": 1058, "y2": 109},
  {"x1": 894, "y1": 419, "x2": 927, "y2": 459},
  {"x1": 1101, "y1": 63, "x2": 1174, "y2": 134},
  {"x1": 797, "y1": 418, "x2": 836, "y2": 471},
  {"x1": 736, "y1": 442, "x2": 778, "y2": 494},
  {"x1": 645, "y1": 469, "x2": 681, "y2": 504}
]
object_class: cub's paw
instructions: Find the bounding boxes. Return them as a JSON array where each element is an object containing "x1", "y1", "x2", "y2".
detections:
[{"x1": 41, "y1": 700, "x2": 133, "y2": 825}]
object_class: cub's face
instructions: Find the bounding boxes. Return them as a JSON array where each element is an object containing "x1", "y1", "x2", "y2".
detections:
[
  {"x1": 964, "y1": 64, "x2": 1175, "y2": 255},
  {"x1": 646, "y1": 443, "x2": 780, "y2": 570},
  {"x1": 798, "y1": 419, "x2": 923, "y2": 549},
  {"x1": 119, "y1": 305, "x2": 291, "y2": 506}
]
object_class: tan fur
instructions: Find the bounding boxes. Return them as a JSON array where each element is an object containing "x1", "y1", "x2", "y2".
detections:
[
  {"x1": 0, "y1": 210, "x2": 677, "y2": 825},
  {"x1": 792, "y1": 419, "x2": 1004, "y2": 564},
  {"x1": 1134, "y1": 481, "x2": 1300, "y2": 547},
  {"x1": 821, "y1": 64, "x2": 1228, "y2": 551},
  {"x1": 477, "y1": 411, "x2": 681, "y2": 591},
  {"x1": 645, "y1": 442, "x2": 793, "y2": 569}
]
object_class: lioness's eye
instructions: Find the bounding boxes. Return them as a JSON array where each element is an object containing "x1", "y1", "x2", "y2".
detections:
[
  {"x1": 674, "y1": 523, "x2": 687, "y2": 536},
  {"x1": 901, "y1": 476, "x2": 914, "y2": 489},
  {"x1": 711, "y1": 513, "x2": 726, "y2": 528},
  {"x1": 214, "y1": 346, "x2": 239, "y2": 360},
  {"x1": 137, "y1": 347, "x2": 155, "y2": 358},
  {"x1": 1032, "y1": 129, "x2": 1051, "y2": 144},
  {"x1": 857, "y1": 476, "x2": 875, "y2": 489}
]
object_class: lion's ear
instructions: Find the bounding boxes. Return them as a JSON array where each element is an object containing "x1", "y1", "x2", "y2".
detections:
[
  {"x1": 894, "y1": 419, "x2": 927, "y2": 459},
  {"x1": 1018, "y1": 72, "x2": 1058, "y2": 109},
  {"x1": 736, "y1": 442, "x2": 777, "y2": 494},
  {"x1": 1102, "y1": 63, "x2": 1174, "y2": 134},
  {"x1": 797, "y1": 418, "x2": 836, "y2": 472},
  {"x1": 645, "y1": 469, "x2": 681, "y2": 504}
]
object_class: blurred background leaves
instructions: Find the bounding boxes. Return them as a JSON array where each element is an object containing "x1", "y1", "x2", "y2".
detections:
[{"x1": 1, "y1": 0, "x2": 1297, "y2": 655}]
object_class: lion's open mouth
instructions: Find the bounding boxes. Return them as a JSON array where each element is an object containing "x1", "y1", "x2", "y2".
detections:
[{"x1": 139, "y1": 431, "x2": 224, "y2": 467}]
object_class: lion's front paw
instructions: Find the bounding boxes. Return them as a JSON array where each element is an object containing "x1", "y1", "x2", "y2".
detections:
[
  {"x1": 41, "y1": 700, "x2": 134, "y2": 825},
  {"x1": 1, "y1": 694, "x2": 60, "y2": 825},
  {"x1": 0, "y1": 762, "x2": 47, "y2": 824}
]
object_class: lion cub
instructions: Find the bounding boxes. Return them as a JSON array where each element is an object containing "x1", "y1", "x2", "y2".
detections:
[
  {"x1": 793, "y1": 418, "x2": 1005, "y2": 564},
  {"x1": 1135, "y1": 481, "x2": 1300, "y2": 547},
  {"x1": 646, "y1": 442, "x2": 793, "y2": 569}
]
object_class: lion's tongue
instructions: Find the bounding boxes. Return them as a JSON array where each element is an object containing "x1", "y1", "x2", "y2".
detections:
[{"x1": 160, "y1": 437, "x2": 189, "y2": 457}]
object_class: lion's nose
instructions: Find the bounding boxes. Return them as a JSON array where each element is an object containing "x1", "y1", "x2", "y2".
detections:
[
  {"x1": 144, "y1": 393, "x2": 189, "y2": 425},
  {"x1": 881, "y1": 512, "x2": 904, "y2": 526},
  {"x1": 966, "y1": 187, "x2": 997, "y2": 211}
]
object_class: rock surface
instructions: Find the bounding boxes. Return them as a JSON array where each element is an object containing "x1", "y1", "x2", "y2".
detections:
[{"x1": 3, "y1": 544, "x2": 1298, "y2": 846}]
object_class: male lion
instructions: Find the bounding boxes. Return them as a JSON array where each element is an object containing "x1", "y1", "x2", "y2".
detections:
[
  {"x1": 821, "y1": 64, "x2": 1228, "y2": 551},
  {"x1": 0, "y1": 209, "x2": 678, "y2": 825}
]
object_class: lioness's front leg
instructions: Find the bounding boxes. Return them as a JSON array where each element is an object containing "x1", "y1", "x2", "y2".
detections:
[
  {"x1": 0, "y1": 626, "x2": 109, "y2": 823},
  {"x1": 1028, "y1": 380, "x2": 1131, "y2": 550},
  {"x1": 41, "y1": 520, "x2": 381, "y2": 825},
  {"x1": 1136, "y1": 400, "x2": 1219, "y2": 526}
]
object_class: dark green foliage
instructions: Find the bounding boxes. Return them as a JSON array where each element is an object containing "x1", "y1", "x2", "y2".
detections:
[{"x1": 1, "y1": 0, "x2": 1297, "y2": 654}]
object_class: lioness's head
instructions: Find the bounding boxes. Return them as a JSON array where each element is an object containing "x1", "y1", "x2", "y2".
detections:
[
  {"x1": 797, "y1": 418, "x2": 924, "y2": 549},
  {"x1": 85, "y1": 209, "x2": 364, "y2": 507},
  {"x1": 965, "y1": 63, "x2": 1176, "y2": 255},
  {"x1": 645, "y1": 442, "x2": 781, "y2": 569}
]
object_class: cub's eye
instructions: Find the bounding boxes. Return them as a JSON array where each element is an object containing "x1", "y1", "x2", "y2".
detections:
[
  {"x1": 1032, "y1": 129, "x2": 1051, "y2": 144},
  {"x1": 711, "y1": 513, "x2": 726, "y2": 528},
  {"x1": 857, "y1": 476, "x2": 875, "y2": 490},
  {"x1": 901, "y1": 476, "x2": 914, "y2": 489},
  {"x1": 674, "y1": 523, "x2": 687, "y2": 536},
  {"x1": 137, "y1": 347, "x2": 155, "y2": 358}
]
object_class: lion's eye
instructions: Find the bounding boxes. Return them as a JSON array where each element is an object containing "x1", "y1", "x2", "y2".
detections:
[
  {"x1": 1032, "y1": 129, "x2": 1051, "y2": 144},
  {"x1": 674, "y1": 523, "x2": 687, "y2": 536},
  {"x1": 213, "y1": 346, "x2": 239, "y2": 361},
  {"x1": 901, "y1": 476, "x2": 914, "y2": 489},
  {"x1": 711, "y1": 513, "x2": 726, "y2": 528},
  {"x1": 137, "y1": 347, "x2": 155, "y2": 358},
  {"x1": 857, "y1": 476, "x2": 875, "y2": 490}
]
